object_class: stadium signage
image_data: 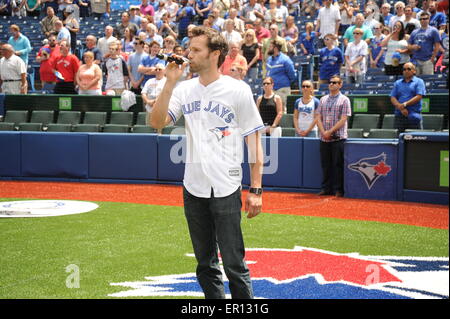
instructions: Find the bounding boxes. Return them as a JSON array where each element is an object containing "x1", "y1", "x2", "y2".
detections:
[{"x1": 0, "y1": 200, "x2": 98, "y2": 218}]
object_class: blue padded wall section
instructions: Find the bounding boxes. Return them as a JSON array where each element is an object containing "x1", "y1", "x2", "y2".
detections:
[
  {"x1": 157, "y1": 135, "x2": 186, "y2": 181},
  {"x1": 302, "y1": 138, "x2": 323, "y2": 189},
  {"x1": 89, "y1": 133, "x2": 157, "y2": 180},
  {"x1": 21, "y1": 132, "x2": 89, "y2": 178},
  {"x1": 0, "y1": 132, "x2": 21, "y2": 177},
  {"x1": 243, "y1": 137, "x2": 302, "y2": 188}
]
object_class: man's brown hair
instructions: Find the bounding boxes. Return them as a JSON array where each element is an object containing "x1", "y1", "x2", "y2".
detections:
[{"x1": 190, "y1": 26, "x2": 229, "y2": 68}]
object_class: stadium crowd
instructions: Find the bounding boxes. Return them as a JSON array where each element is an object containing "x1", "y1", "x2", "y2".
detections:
[{"x1": 0, "y1": 0, "x2": 448, "y2": 105}]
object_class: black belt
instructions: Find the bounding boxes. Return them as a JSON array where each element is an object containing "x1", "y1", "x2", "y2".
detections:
[{"x1": 2, "y1": 79, "x2": 21, "y2": 82}]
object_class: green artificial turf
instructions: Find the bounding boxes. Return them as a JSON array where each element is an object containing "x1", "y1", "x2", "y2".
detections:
[{"x1": 0, "y1": 199, "x2": 447, "y2": 298}]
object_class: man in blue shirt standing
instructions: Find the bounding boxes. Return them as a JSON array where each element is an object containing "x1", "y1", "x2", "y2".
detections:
[
  {"x1": 266, "y1": 39, "x2": 296, "y2": 113},
  {"x1": 390, "y1": 62, "x2": 426, "y2": 132},
  {"x1": 408, "y1": 11, "x2": 442, "y2": 75},
  {"x1": 8, "y1": 24, "x2": 32, "y2": 66},
  {"x1": 428, "y1": 0, "x2": 447, "y2": 31}
]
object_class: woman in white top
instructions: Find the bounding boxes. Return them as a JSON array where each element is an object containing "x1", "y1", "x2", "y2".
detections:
[
  {"x1": 344, "y1": 27, "x2": 368, "y2": 84},
  {"x1": 293, "y1": 80, "x2": 320, "y2": 137},
  {"x1": 380, "y1": 20, "x2": 410, "y2": 75}
]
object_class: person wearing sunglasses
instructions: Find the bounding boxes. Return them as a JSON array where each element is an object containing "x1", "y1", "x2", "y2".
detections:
[
  {"x1": 256, "y1": 76, "x2": 283, "y2": 137},
  {"x1": 315, "y1": 75, "x2": 351, "y2": 198},
  {"x1": 344, "y1": 27, "x2": 368, "y2": 84},
  {"x1": 390, "y1": 62, "x2": 426, "y2": 132},
  {"x1": 318, "y1": 33, "x2": 344, "y2": 85},
  {"x1": 127, "y1": 38, "x2": 149, "y2": 95},
  {"x1": 293, "y1": 80, "x2": 319, "y2": 137},
  {"x1": 407, "y1": 11, "x2": 441, "y2": 75}
]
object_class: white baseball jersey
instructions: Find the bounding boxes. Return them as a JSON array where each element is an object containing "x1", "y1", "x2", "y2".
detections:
[{"x1": 168, "y1": 75, "x2": 264, "y2": 198}]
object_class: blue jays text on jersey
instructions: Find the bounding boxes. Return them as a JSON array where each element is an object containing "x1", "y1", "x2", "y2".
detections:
[{"x1": 181, "y1": 100, "x2": 235, "y2": 124}]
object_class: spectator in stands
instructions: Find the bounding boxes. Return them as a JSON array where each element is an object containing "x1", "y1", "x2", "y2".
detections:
[
  {"x1": 344, "y1": 27, "x2": 368, "y2": 84},
  {"x1": 299, "y1": 22, "x2": 316, "y2": 55},
  {"x1": 379, "y1": 2, "x2": 393, "y2": 27},
  {"x1": 264, "y1": 0, "x2": 283, "y2": 27},
  {"x1": 281, "y1": 15, "x2": 298, "y2": 56},
  {"x1": 241, "y1": 0, "x2": 264, "y2": 24},
  {"x1": 129, "y1": 5, "x2": 143, "y2": 26},
  {"x1": 363, "y1": 7, "x2": 378, "y2": 32},
  {"x1": 162, "y1": 35, "x2": 177, "y2": 55},
  {"x1": 381, "y1": 20, "x2": 410, "y2": 75},
  {"x1": 138, "y1": 40, "x2": 165, "y2": 83},
  {"x1": 20, "y1": 0, "x2": 41, "y2": 17},
  {"x1": 256, "y1": 76, "x2": 283, "y2": 137},
  {"x1": 153, "y1": 2, "x2": 166, "y2": 24},
  {"x1": 339, "y1": 0, "x2": 357, "y2": 36},
  {"x1": 254, "y1": 18, "x2": 270, "y2": 43},
  {"x1": 55, "y1": 19, "x2": 71, "y2": 47},
  {"x1": 141, "y1": 62, "x2": 166, "y2": 122},
  {"x1": 408, "y1": 0, "x2": 421, "y2": 15},
  {"x1": 285, "y1": 0, "x2": 300, "y2": 18},
  {"x1": 428, "y1": 1, "x2": 447, "y2": 31},
  {"x1": 228, "y1": 7, "x2": 245, "y2": 35},
  {"x1": 195, "y1": 0, "x2": 212, "y2": 26},
  {"x1": 8, "y1": 24, "x2": 32, "y2": 66},
  {"x1": 228, "y1": 62, "x2": 246, "y2": 81},
  {"x1": 176, "y1": 0, "x2": 196, "y2": 40},
  {"x1": 0, "y1": 0, "x2": 13, "y2": 16},
  {"x1": 315, "y1": 75, "x2": 351, "y2": 198},
  {"x1": 209, "y1": 7, "x2": 225, "y2": 31},
  {"x1": 265, "y1": 39, "x2": 296, "y2": 113},
  {"x1": 82, "y1": 35, "x2": 101, "y2": 64},
  {"x1": 293, "y1": 80, "x2": 319, "y2": 137},
  {"x1": 140, "y1": 0, "x2": 155, "y2": 17},
  {"x1": 343, "y1": 13, "x2": 374, "y2": 47},
  {"x1": 36, "y1": 34, "x2": 59, "y2": 93},
  {"x1": 147, "y1": 23, "x2": 164, "y2": 47},
  {"x1": 220, "y1": 41, "x2": 247, "y2": 76},
  {"x1": 52, "y1": 39, "x2": 80, "y2": 94},
  {"x1": 137, "y1": 17, "x2": 149, "y2": 35},
  {"x1": 0, "y1": 43, "x2": 27, "y2": 94},
  {"x1": 390, "y1": 62, "x2": 426, "y2": 132},
  {"x1": 389, "y1": 1, "x2": 405, "y2": 30},
  {"x1": 181, "y1": 24, "x2": 195, "y2": 49},
  {"x1": 158, "y1": 11, "x2": 178, "y2": 39},
  {"x1": 127, "y1": 37, "x2": 148, "y2": 94},
  {"x1": 318, "y1": 33, "x2": 344, "y2": 85},
  {"x1": 165, "y1": 0, "x2": 179, "y2": 23},
  {"x1": 103, "y1": 42, "x2": 129, "y2": 95},
  {"x1": 368, "y1": 22, "x2": 386, "y2": 68},
  {"x1": 75, "y1": 51, "x2": 102, "y2": 95},
  {"x1": 97, "y1": 25, "x2": 117, "y2": 59},
  {"x1": 214, "y1": 0, "x2": 231, "y2": 18},
  {"x1": 173, "y1": 44, "x2": 191, "y2": 81},
  {"x1": 76, "y1": 0, "x2": 90, "y2": 18},
  {"x1": 63, "y1": 5, "x2": 79, "y2": 54},
  {"x1": 221, "y1": 18, "x2": 242, "y2": 46},
  {"x1": 261, "y1": 24, "x2": 287, "y2": 73},
  {"x1": 40, "y1": 6, "x2": 58, "y2": 38},
  {"x1": 91, "y1": 0, "x2": 110, "y2": 20},
  {"x1": 404, "y1": 5, "x2": 420, "y2": 34},
  {"x1": 315, "y1": 0, "x2": 341, "y2": 48},
  {"x1": 408, "y1": 11, "x2": 442, "y2": 75},
  {"x1": 121, "y1": 27, "x2": 136, "y2": 54},
  {"x1": 240, "y1": 28, "x2": 260, "y2": 81},
  {"x1": 115, "y1": 11, "x2": 138, "y2": 40},
  {"x1": 11, "y1": 0, "x2": 27, "y2": 17}
]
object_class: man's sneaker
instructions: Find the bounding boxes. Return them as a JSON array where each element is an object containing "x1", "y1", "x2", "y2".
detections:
[{"x1": 317, "y1": 190, "x2": 332, "y2": 196}]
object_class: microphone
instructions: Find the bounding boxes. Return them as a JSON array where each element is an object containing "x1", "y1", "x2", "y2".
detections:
[{"x1": 156, "y1": 53, "x2": 189, "y2": 65}]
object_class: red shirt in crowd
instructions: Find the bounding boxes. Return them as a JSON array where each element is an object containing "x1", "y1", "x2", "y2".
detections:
[
  {"x1": 37, "y1": 44, "x2": 61, "y2": 82},
  {"x1": 52, "y1": 54, "x2": 81, "y2": 82}
]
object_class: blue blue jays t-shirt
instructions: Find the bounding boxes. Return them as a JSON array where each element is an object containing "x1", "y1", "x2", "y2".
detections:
[
  {"x1": 319, "y1": 47, "x2": 344, "y2": 81},
  {"x1": 408, "y1": 26, "x2": 441, "y2": 61},
  {"x1": 429, "y1": 12, "x2": 446, "y2": 29},
  {"x1": 299, "y1": 32, "x2": 317, "y2": 55},
  {"x1": 390, "y1": 76, "x2": 426, "y2": 121},
  {"x1": 139, "y1": 55, "x2": 166, "y2": 83}
]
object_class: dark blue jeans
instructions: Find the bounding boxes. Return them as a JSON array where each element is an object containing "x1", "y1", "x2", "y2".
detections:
[
  {"x1": 320, "y1": 139, "x2": 345, "y2": 194},
  {"x1": 183, "y1": 187, "x2": 253, "y2": 299}
]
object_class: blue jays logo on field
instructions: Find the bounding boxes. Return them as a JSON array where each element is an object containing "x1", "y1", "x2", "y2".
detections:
[
  {"x1": 348, "y1": 153, "x2": 392, "y2": 190},
  {"x1": 109, "y1": 246, "x2": 449, "y2": 299}
]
